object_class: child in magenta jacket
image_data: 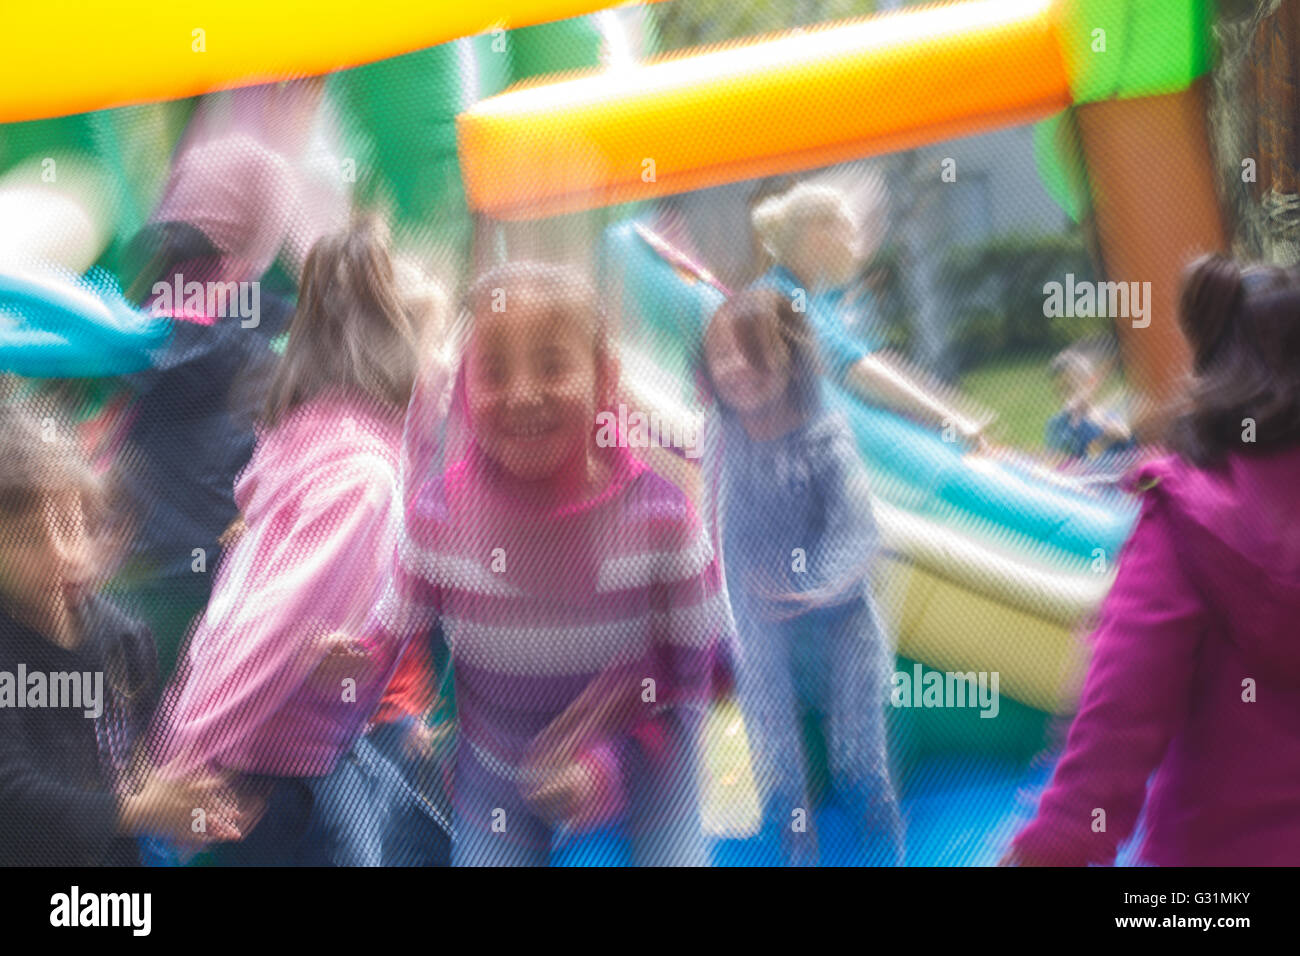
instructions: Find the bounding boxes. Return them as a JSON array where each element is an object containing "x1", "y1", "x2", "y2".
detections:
[{"x1": 1010, "y1": 255, "x2": 1300, "y2": 866}]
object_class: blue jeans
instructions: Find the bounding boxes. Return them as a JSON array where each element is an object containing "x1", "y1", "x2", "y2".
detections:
[
  {"x1": 733, "y1": 596, "x2": 902, "y2": 866},
  {"x1": 365, "y1": 718, "x2": 452, "y2": 867},
  {"x1": 213, "y1": 739, "x2": 386, "y2": 866}
]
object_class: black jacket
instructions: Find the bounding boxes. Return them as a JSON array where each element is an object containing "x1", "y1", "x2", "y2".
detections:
[
  {"x1": 0, "y1": 596, "x2": 156, "y2": 865},
  {"x1": 121, "y1": 297, "x2": 292, "y2": 582}
]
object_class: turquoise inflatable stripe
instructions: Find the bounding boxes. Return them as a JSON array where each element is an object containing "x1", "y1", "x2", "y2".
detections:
[
  {"x1": 600, "y1": 219, "x2": 723, "y2": 399},
  {"x1": 0, "y1": 268, "x2": 170, "y2": 376},
  {"x1": 0, "y1": 331, "x2": 154, "y2": 377},
  {"x1": 828, "y1": 385, "x2": 1134, "y2": 561}
]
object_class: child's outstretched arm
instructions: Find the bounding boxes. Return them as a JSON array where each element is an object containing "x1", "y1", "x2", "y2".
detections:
[
  {"x1": 1008, "y1": 485, "x2": 1205, "y2": 866},
  {"x1": 0, "y1": 701, "x2": 132, "y2": 865},
  {"x1": 0, "y1": 703, "x2": 246, "y2": 864},
  {"x1": 844, "y1": 354, "x2": 989, "y2": 447}
]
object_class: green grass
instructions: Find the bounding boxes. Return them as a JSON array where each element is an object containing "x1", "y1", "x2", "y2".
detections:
[
  {"x1": 960, "y1": 352, "x2": 1059, "y2": 451},
  {"x1": 959, "y1": 351, "x2": 1127, "y2": 453}
]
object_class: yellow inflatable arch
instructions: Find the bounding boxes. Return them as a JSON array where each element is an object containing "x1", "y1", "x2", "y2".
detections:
[{"x1": 0, "y1": 0, "x2": 644, "y2": 123}]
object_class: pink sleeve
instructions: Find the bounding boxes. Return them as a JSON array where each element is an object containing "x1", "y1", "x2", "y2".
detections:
[
  {"x1": 356, "y1": 524, "x2": 440, "y2": 660},
  {"x1": 1013, "y1": 489, "x2": 1205, "y2": 865},
  {"x1": 154, "y1": 468, "x2": 403, "y2": 773}
]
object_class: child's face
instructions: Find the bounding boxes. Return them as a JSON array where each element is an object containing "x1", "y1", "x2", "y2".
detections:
[
  {"x1": 704, "y1": 318, "x2": 789, "y2": 415},
  {"x1": 0, "y1": 492, "x2": 94, "y2": 630},
  {"x1": 466, "y1": 296, "x2": 603, "y2": 482},
  {"x1": 792, "y1": 210, "x2": 859, "y2": 288},
  {"x1": 1053, "y1": 366, "x2": 1095, "y2": 406}
]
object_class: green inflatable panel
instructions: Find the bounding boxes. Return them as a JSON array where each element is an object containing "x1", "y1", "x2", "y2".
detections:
[
  {"x1": 1032, "y1": 111, "x2": 1091, "y2": 224},
  {"x1": 508, "y1": 16, "x2": 606, "y2": 84},
  {"x1": 1058, "y1": 0, "x2": 1215, "y2": 104},
  {"x1": 332, "y1": 11, "x2": 649, "y2": 262},
  {"x1": 332, "y1": 35, "x2": 511, "y2": 257},
  {"x1": 600, "y1": 218, "x2": 724, "y2": 405},
  {"x1": 887, "y1": 657, "x2": 1054, "y2": 768},
  {"x1": 0, "y1": 101, "x2": 193, "y2": 273}
]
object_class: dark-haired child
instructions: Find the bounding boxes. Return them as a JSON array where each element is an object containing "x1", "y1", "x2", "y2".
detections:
[
  {"x1": 701, "y1": 288, "x2": 902, "y2": 866},
  {"x1": 1010, "y1": 255, "x2": 1300, "y2": 865},
  {"x1": 0, "y1": 403, "x2": 241, "y2": 865}
]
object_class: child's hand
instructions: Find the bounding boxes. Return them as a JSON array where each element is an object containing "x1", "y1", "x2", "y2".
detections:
[
  {"x1": 968, "y1": 430, "x2": 994, "y2": 456},
  {"x1": 402, "y1": 719, "x2": 452, "y2": 761},
  {"x1": 308, "y1": 632, "x2": 374, "y2": 693},
  {"x1": 744, "y1": 568, "x2": 846, "y2": 621},
  {"x1": 524, "y1": 663, "x2": 643, "y2": 771},
  {"x1": 121, "y1": 770, "x2": 254, "y2": 847},
  {"x1": 742, "y1": 567, "x2": 796, "y2": 606},
  {"x1": 218, "y1": 514, "x2": 247, "y2": 550},
  {"x1": 957, "y1": 415, "x2": 996, "y2": 455},
  {"x1": 521, "y1": 761, "x2": 595, "y2": 826},
  {"x1": 520, "y1": 758, "x2": 616, "y2": 831},
  {"x1": 758, "y1": 590, "x2": 817, "y2": 622}
]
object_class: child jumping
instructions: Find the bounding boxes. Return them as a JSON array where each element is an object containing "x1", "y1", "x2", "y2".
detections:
[{"x1": 701, "y1": 288, "x2": 902, "y2": 866}]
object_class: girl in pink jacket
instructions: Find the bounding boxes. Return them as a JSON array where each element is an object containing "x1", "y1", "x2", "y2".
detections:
[
  {"x1": 150, "y1": 218, "x2": 438, "y2": 865},
  {"x1": 1010, "y1": 254, "x2": 1300, "y2": 866}
]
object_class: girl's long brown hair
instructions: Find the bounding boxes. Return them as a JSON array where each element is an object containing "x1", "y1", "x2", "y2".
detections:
[{"x1": 264, "y1": 216, "x2": 423, "y2": 427}]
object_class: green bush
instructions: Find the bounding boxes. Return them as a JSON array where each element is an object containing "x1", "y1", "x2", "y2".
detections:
[
  {"x1": 941, "y1": 232, "x2": 1110, "y2": 370},
  {"x1": 858, "y1": 240, "x2": 911, "y2": 350}
]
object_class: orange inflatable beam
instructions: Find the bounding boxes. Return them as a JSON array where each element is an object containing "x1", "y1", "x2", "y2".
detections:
[
  {"x1": 0, "y1": 1, "x2": 649, "y2": 124},
  {"x1": 1076, "y1": 82, "x2": 1227, "y2": 438},
  {"x1": 459, "y1": 0, "x2": 1072, "y2": 220}
]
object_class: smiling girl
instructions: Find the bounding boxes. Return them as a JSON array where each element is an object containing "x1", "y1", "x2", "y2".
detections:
[{"x1": 364, "y1": 261, "x2": 728, "y2": 866}]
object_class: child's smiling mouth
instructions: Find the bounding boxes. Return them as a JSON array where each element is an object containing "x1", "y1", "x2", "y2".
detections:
[{"x1": 499, "y1": 419, "x2": 560, "y2": 442}]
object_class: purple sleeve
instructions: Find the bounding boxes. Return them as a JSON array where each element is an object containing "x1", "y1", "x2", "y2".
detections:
[{"x1": 1013, "y1": 488, "x2": 1205, "y2": 865}]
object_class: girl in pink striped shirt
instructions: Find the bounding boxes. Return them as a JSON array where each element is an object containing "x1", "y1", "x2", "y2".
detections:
[{"x1": 370, "y1": 262, "x2": 727, "y2": 866}]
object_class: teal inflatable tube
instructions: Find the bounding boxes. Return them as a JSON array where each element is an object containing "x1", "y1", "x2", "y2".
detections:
[
  {"x1": 0, "y1": 267, "x2": 170, "y2": 376},
  {"x1": 0, "y1": 330, "x2": 153, "y2": 378},
  {"x1": 600, "y1": 219, "x2": 724, "y2": 402},
  {"x1": 826, "y1": 386, "x2": 1135, "y2": 561}
]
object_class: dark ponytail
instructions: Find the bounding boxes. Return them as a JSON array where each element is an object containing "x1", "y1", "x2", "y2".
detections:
[
  {"x1": 1177, "y1": 254, "x2": 1244, "y2": 373},
  {"x1": 1171, "y1": 254, "x2": 1300, "y2": 465}
]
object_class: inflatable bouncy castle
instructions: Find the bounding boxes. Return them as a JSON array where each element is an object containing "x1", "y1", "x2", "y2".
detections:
[{"x1": 0, "y1": 0, "x2": 1225, "y2": 865}]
